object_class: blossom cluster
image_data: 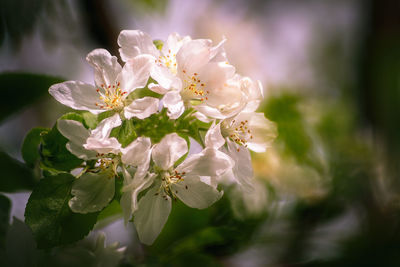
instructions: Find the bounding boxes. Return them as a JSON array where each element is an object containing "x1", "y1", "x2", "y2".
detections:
[{"x1": 49, "y1": 30, "x2": 277, "y2": 245}]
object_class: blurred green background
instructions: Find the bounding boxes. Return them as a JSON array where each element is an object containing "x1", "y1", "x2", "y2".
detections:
[{"x1": 1, "y1": 0, "x2": 400, "y2": 266}]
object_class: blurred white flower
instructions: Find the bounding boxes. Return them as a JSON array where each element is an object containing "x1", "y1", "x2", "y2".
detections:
[{"x1": 49, "y1": 48, "x2": 159, "y2": 119}]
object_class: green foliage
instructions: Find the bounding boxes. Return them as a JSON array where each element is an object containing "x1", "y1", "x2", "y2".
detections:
[
  {"x1": 0, "y1": 194, "x2": 11, "y2": 250},
  {"x1": 40, "y1": 123, "x2": 83, "y2": 172},
  {"x1": 110, "y1": 119, "x2": 137, "y2": 147},
  {"x1": 263, "y1": 93, "x2": 321, "y2": 170},
  {"x1": 22, "y1": 127, "x2": 49, "y2": 168},
  {"x1": 0, "y1": 72, "x2": 63, "y2": 123},
  {"x1": 0, "y1": 150, "x2": 37, "y2": 192},
  {"x1": 25, "y1": 173, "x2": 98, "y2": 249}
]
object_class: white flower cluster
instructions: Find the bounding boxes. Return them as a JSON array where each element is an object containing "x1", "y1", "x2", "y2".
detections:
[{"x1": 49, "y1": 30, "x2": 277, "y2": 245}]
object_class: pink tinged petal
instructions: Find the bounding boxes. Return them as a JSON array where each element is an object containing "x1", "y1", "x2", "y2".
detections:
[
  {"x1": 151, "y1": 65, "x2": 181, "y2": 90},
  {"x1": 49, "y1": 81, "x2": 102, "y2": 114},
  {"x1": 152, "y1": 133, "x2": 188, "y2": 170},
  {"x1": 205, "y1": 121, "x2": 225, "y2": 149},
  {"x1": 133, "y1": 185, "x2": 171, "y2": 245},
  {"x1": 171, "y1": 175, "x2": 223, "y2": 209},
  {"x1": 199, "y1": 62, "x2": 235, "y2": 90},
  {"x1": 119, "y1": 55, "x2": 154, "y2": 95},
  {"x1": 209, "y1": 38, "x2": 228, "y2": 62},
  {"x1": 69, "y1": 172, "x2": 115, "y2": 213},
  {"x1": 148, "y1": 83, "x2": 169, "y2": 95},
  {"x1": 124, "y1": 97, "x2": 159, "y2": 119},
  {"x1": 241, "y1": 78, "x2": 263, "y2": 113},
  {"x1": 121, "y1": 137, "x2": 152, "y2": 166},
  {"x1": 162, "y1": 91, "x2": 185, "y2": 119},
  {"x1": 177, "y1": 147, "x2": 234, "y2": 177},
  {"x1": 225, "y1": 140, "x2": 254, "y2": 191},
  {"x1": 57, "y1": 119, "x2": 97, "y2": 160},
  {"x1": 193, "y1": 111, "x2": 213, "y2": 123},
  {"x1": 177, "y1": 39, "x2": 212, "y2": 74},
  {"x1": 117, "y1": 30, "x2": 159, "y2": 62},
  {"x1": 86, "y1": 49, "x2": 122, "y2": 87},
  {"x1": 162, "y1": 32, "x2": 191, "y2": 56},
  {"x1": 195, "y1": 105, "x2": 226, "y2": 120}
]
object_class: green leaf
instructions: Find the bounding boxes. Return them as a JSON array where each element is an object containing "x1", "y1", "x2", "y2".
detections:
[
  {"x1": 0, "y1": 194, "x2": 11, "y2": 250},
  {"x1": 60, "y1": 112, "x2": 85, "y2": 125},
  {"x1": 25, "y1": 173, "x2": 98, "y2": 249},
  {"x1": 80, "y1": 111, "x2": 98, "y2": 129},
  {"x1": 22, "y1": 127, "x2": 49, "y2": 168},
  {"x1": 0, "y1": 72, "x2": 64, "y2": 123},
  {"x1": 110, "y1": 119, "x2": 137, "y2": 147},
  {"x1": 0, "y1": 150, "x2": 37, "y2": 192},
  {"x1": 40, "y1": 123, "x2": 83, "y2": 172}
]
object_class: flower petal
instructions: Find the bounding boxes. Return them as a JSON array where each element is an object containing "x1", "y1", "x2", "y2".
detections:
[
  {"x1": 204, "y1": 121, "x2": 225, "y2": 149},
  {"x1": 86, "y1": 49, "x2": 122, "y2": 87},
  {"x1": 224, "y1": 139, "x2": 254, "y2": 191},
  {"x1": 177, "y1": 39, "x2": 212, "y2": 74},
  {"x1": 151, "y1": 64, "x2": 181, "y2": 90},
  {"x1": 119, "y1": 55, "x2": 154, "y2": 95},
  {"x1": 148, "y1": 83, "x2": 170, "y2": 95},
  {"x1": 84, "y1": 113, "x2": 122, "y2": 154},
  {"x1": 118, "y1": 30, "x2": 159, "y2": 61},
  {"x1": 177, "y1": 147, "x2": 233, "y2": 177},
  {"x1": 121, "y1": 170, "x2": 156, "y2": 224},
  {"x1": 57, "y1": 119, "x2": 97, "y2": 160},
  {"x1": 152, "y1": 133, "x2": 187, "y2": 170},
  {"x1": 69, "y1": 172, "x2": 115, "y2": 213},
  {"x1": 171, "y1": 175, "x2": 223, "y2": 209},
  {"x1": 162, "y1": 91, "x2": 185, "y2": 119},
  {"x1": 124, "y1": 97, "x2": 159, "y2": 119},
  {"x1": 133, "y1": 185, "x2": 171, "y2": 245},
  {"x1": 49, "y1": 81, "x2": 102, "y2": 113},
  {"x1": 121, "y1": 137, "x2": 152, "y2": 166}
]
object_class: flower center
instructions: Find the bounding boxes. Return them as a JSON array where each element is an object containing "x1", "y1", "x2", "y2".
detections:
[
  {"x1": 158, "y1": 169, "x2": 186, "y2": 198},
  {"x1": 156, "y1": 49, "x2": 178, "y2": 75},
  {"x1": 95, "y1": 81, "x2": 127, "y2": 110},
  {"x1": 223, "y1": 119, "x2": 253, "y2": 151},
  {"x1": 180, "y1": 70, "x2": 209, "y2": 102},
  {"x1": 87, "y1": 153, "x2": 119, "y2": 178}
]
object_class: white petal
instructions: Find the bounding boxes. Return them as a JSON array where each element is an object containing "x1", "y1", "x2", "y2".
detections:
[
  {"x1": 148, "y1": 83, "x2": 169, "y2": 94},
  {"x1": 118, "y1": 30, "x2": 159, "y2": 61},
  {"x1": 195, "y1": 105, "x2": 226, "y2": 119},
  {"x1": 162, "y1": 91, "x2": 185, "y2": 119},
  {"x1": 119, "y1": 55, "x2": 154, "y2": 95},
  {"x1": 121, "y1": 171, "x2": 155, "y2": 224},
  {"x1": 86, "y1": 49, "x2": 122, "y2": 87},
  {"x1": 152, "y1": 133, "x2": 187, "y2": 170},
  {"x1": 69, "y1": 172, "x2": 115, "y2": 213},
  {"x1": 121, "y1": 137, "x2": 152, "y2": 166},
  {"x1": 57, "y1": 119, "x2": 97, "y2": 160},
  {"x1": 124, "y1": 97, "x2": 159, "y2": 119},
  {"x1": 91, "y1": 113, "x2": 122, "y2": 139},
  {"x1": 151, "y1": 65, "x2": 181, "y2": 90},
  {"x1": 84, "y1": 113, "x2": 122, "y2": 154},
  {"x1": 49, "y1": 81, "x2": 102, "y2": 114},
  {"x1": 177, "y1": 39, "x2": 212, "y2": 74},
  {"x1": 171, "y1": 175, "x2": 222, "y2": 209},
  {"x1": 209, "y1": 38, "x2": 227, "y2": 62},
  {"x1": 177, "y1": 147, "x2": 233, "y2": 177},
  {"x1": 236, "y1": 112, "x2": 277, "y2": 153},
  {"x1": 224, "y1": 140, "x2": 254, "y2": 191},
  {"x1": 199, "y1": 62, "x2": 235, "y2": 90},
  {"x1": 161, "y1": 32, "x2": 191, "y2": 56},
  {"x1": 204, "y1": 121, "x2": 225, "y2": 149},
  {"x1": 134, "y1": 185, "x2": 171, "y2": 245}
]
